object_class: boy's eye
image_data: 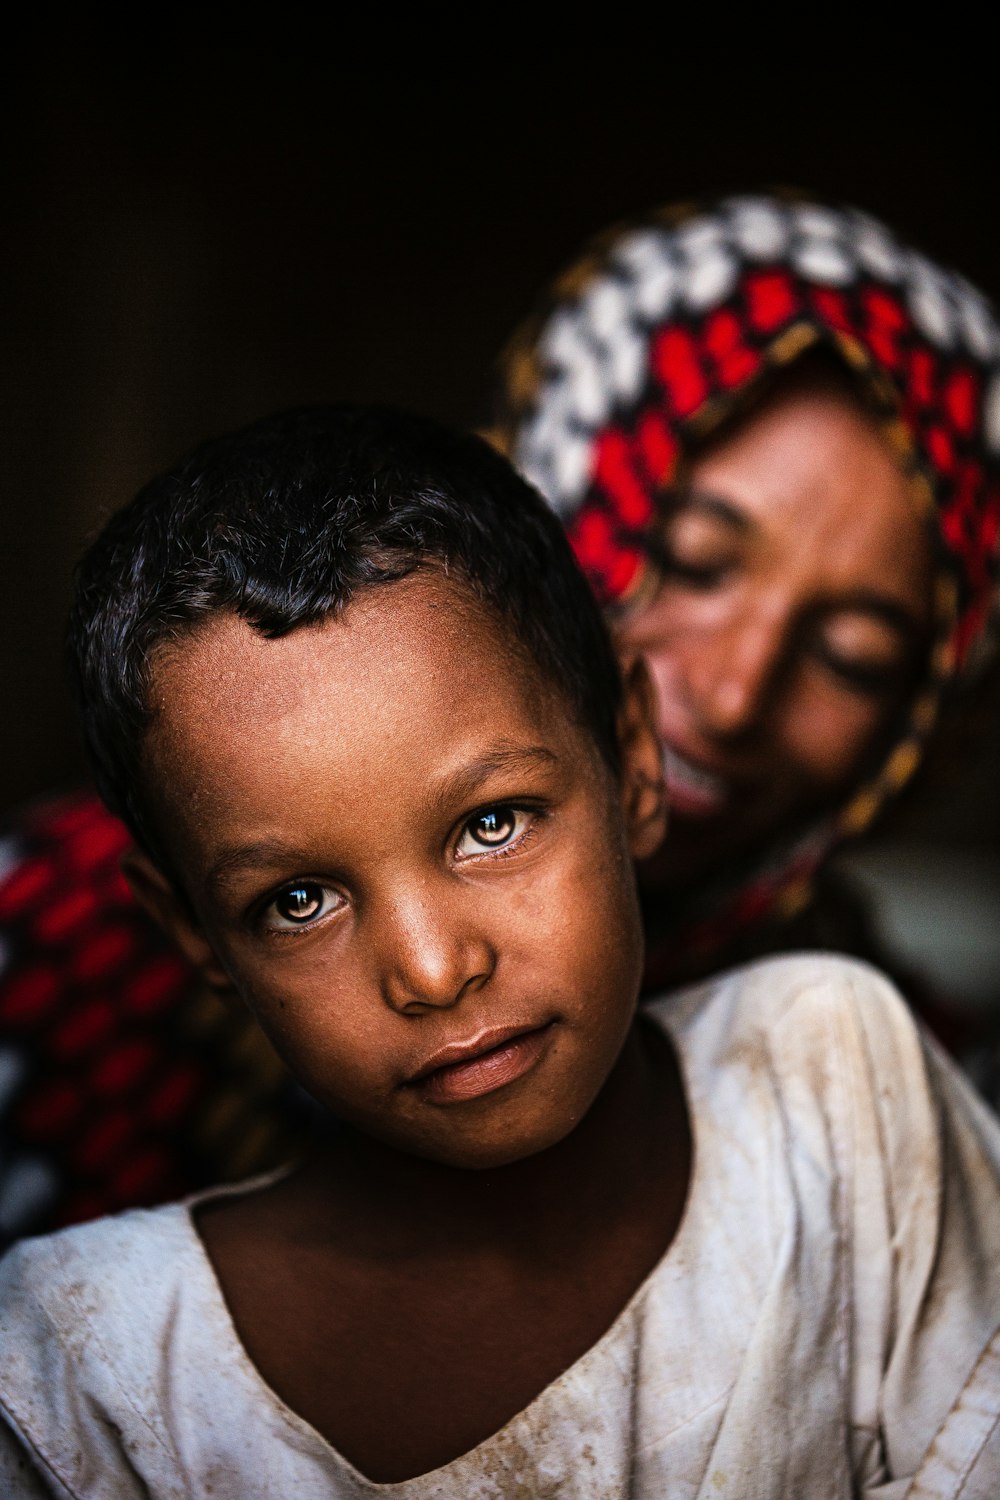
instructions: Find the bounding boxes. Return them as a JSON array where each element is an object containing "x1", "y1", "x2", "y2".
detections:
[
  {"x1": 262, "y1": 881, "x2": 342, "y2": 931},
  {"x1": 456, "y1": 806, "x2": 529, "y2": 858}
]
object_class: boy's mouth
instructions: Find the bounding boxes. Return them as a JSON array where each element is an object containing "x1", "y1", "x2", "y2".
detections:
[{"x1": 404, "y1": 1021, "x2": 555, "y2": 1104}]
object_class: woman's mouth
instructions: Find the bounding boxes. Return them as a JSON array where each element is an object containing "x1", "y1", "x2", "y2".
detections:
[
  {"x1": 405, "y1": 1022, "x2": 555, "y2": 1104},
  {"x1": 661, "y1": 743, "x2": 733, "y2": 818}
]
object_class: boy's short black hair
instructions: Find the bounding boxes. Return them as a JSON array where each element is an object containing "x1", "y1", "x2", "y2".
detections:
[{"x1": 68, "y1": 404, "x2": 623, "y2": 867}]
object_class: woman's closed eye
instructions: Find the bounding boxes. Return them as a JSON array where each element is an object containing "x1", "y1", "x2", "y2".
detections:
[
  {"x1": 810, "y1": 612, "x2": 919, "y2": 697},
  {"x1": 659, "y1": 549, "x2": 733, "y2": 589},
  {"x1": 645, "y1": 508, "x2": 742, "y2": 590},
  {"x1": 455, "y1": 805, "x2": 537, "y2": 860},
  {"x1": 260, "y1": 880, "x2": 345, "y2": 932}
]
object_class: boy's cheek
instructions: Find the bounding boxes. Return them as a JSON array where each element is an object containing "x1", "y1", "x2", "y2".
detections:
[{"x1": 236, "y1": 981, "x2": 397, "y2": 1116}]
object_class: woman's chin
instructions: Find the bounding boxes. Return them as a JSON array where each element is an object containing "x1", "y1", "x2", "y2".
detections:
[
  {"x1": 637, "y1": 818, "x2": 730, "y2": 892},
  {"x1": 637, "y1": 805, "x2": 782, "y2": 893}
]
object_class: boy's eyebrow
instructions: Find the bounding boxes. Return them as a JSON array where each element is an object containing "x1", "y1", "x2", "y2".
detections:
[
  {"x1": 433, "y1": 744, "x2": 559, "y2": 812},
  {"x1": 205, "y1": 746, "x2": 560, "y2": 893},
  {"x1": 206, "y1": 839, "x2": 316, "y2": 892}
]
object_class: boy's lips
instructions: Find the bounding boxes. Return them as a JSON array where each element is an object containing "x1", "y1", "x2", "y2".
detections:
[{"x1": 405, "y1": 1021, "x2": 556, "y2": 1104}]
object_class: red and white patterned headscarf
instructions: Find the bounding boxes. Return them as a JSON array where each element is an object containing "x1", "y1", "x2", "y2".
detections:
[{"x1": 494, "y1": 194, "x2": 1000, "y2": 982}]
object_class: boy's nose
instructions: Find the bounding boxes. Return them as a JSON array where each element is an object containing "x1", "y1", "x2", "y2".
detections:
[{"x1": 378, "y1": 891, "x2": 496, "y2": 1014}]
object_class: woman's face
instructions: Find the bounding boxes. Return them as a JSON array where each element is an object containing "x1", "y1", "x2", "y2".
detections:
[{"x1": 616, "y1": 378, "x2": 935, "y2": 889}]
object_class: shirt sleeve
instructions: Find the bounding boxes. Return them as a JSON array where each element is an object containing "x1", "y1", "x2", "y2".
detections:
[
  {"x1": 841, "y1": 963, "x2": 1000, "y2": 1495},
  {"x1": 0, "y1": 1408, "x2": 74, "y2": 1499},
  {"x1": 0, "y1": 1233, "x2": 155, "y2": 1500}
]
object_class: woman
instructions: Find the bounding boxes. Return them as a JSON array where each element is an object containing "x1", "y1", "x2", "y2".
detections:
[{"x1": 492, "y1": 194, "x2": 1000, "y2": 993}]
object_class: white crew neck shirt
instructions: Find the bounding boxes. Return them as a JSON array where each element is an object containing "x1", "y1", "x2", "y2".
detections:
[{"x1": 1, "y1": 954, "x2": 999, "y2": 1498}]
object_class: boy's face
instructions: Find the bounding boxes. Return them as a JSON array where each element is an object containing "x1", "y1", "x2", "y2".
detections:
[{"x1": 136, "y1": 572, "x2": 664, "y2": 1170}]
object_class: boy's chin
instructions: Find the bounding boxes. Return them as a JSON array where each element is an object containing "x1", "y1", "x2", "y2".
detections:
[
  {"x1": 421, "y1": 1125, "x2": 578, "y2": 1173},
  {"x1": 370, "y1": 1104, "x2": 591, "y2": 1174}
]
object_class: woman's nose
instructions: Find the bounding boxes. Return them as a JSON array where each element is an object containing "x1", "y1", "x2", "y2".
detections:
[
  {"x1": 377, "y1": 888, "x2": 496, "y2": 1014},
  {"x1": 683, "y1": 609, "x2": 788, "y2": 741}
]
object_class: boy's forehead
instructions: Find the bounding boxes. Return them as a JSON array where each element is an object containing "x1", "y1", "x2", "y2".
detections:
[
  {"x1": 142, "y1": 573, "x2": 580, "y2": 849},
  {"x1": 148, "y1": 574, "x2": 520, "y2": 730}
]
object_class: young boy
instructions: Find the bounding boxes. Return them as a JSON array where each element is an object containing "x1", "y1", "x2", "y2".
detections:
[{"x1": 1, "y1": 405, "x2": 998, "y2": 1497}]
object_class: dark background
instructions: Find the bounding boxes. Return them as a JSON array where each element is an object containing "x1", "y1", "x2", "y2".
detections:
[{"x1": 2, "y1": 34, "x2": 997, "y2": 997}]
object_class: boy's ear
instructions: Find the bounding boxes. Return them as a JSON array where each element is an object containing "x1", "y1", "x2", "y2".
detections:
[
  {"x1": 617, "y1": 653, "x2": 668, "y2": 861},
  {"x1": 121, "y1": 849, "x2": 238, "y2": 1002}
]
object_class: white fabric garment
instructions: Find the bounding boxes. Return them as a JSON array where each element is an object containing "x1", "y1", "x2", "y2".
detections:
[{"x1": 1, "y1": 954, "x2": 999, "y2": 1499}]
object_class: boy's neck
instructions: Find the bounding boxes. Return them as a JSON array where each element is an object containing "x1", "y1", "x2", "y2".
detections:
[
  {"x1": 291, "y1": 1014, "x2": 687, "y2": 1264},
  {"x1": 195, "y1": 1011, "x2": 690, "y2": 1481}
]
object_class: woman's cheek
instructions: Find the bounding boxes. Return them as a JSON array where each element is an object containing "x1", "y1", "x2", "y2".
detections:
[
  {"x1": 623, "y1": 644, "x2": 684, "y2": 742},
  {"x1": 781, "y1": 688, "x2": 888, "y2": 787}
]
